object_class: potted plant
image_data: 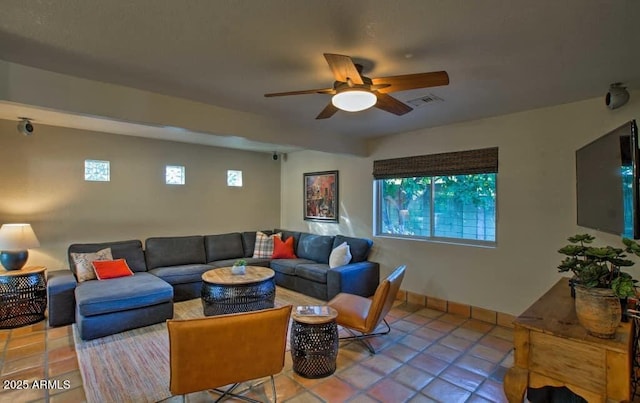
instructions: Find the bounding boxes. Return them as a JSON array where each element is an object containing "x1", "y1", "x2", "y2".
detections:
[
  {"x1": 558, "y1": 234, "x2": 638, "y2": 338},
  {"x1": 231, "y1": 259, "x2": 247, "y2": 275}
]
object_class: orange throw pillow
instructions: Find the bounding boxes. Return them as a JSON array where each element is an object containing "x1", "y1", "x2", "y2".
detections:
[
  {"x1": 92, "y1": 259, "x2": 134, "y2": 280},
  {"x1": 272, "y1": 236, "x2": 297, "y2": 259}
]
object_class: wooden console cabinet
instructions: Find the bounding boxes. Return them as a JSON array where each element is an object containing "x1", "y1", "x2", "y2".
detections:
[{"x1": 503, "y1": 278, "x2": 633, "y2": 402}]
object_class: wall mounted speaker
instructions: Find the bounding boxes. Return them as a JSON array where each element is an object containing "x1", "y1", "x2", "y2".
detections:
[{"x1": 606, "y1": 83, "x2": 630, "y2": 110}]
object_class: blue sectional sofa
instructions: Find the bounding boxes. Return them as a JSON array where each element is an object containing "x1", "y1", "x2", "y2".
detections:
[{"x1": 47, "y1": 229, "x2": 379, "y2": 340}]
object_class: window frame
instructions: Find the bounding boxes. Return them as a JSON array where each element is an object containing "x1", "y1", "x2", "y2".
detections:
[
  {"x1": 372, "y1": 148, "x2": 498, "y2": 247},
  {"x1": 373, "y1": 175, "x2": 498, "y2": 247}
]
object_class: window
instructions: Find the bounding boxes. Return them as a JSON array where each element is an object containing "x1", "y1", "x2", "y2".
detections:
[
  {"x1": 373, "y1": 147, "x2": 498, "y2": 245},
  {"x1": 165, "y1": 165, "x2": 185, "y2": 185},
  {"x1": 84, "y1": 160, "x2": 110, "y2": 182},
  {"x1": 227, "y1": 170, "x2": 243, "y2": 187}
]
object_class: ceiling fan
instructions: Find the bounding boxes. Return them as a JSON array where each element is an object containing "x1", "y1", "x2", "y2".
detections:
[{"x1": 264, "y1": 53, "x2": 449, "y2": 119}]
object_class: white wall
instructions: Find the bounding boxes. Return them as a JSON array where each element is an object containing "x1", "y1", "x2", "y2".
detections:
[
  {"x1": 0, "y1": 119, "x2": 281, "y2": 270},
  {"x1": 281, "y1": 92, "x2": 640, "y2": 315},
  {"x1": 2, "y1": 91, "x2": 638, "y2": 315}
]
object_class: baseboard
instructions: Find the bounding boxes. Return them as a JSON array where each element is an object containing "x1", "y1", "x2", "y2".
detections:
[{"x1": 395, "y1": 289, "x2": 515, "y2": 328}]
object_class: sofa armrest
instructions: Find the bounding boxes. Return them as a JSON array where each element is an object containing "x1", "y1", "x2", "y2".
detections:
[
  {"x1": 47, "y1": 270, "x2": 77, "y2": 327},
  {"x1": 327, "y1": 261, "x2": 380, "y2": 300}
]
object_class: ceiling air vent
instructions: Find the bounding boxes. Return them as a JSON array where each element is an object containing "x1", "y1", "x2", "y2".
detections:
[{"x1": 406, "y1": 93, "x2": 444, "y2": 108}]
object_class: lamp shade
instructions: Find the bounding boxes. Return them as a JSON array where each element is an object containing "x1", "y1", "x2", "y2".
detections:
[
  {"x1": 331, "y1": 89, "x2": 377, "y2": 112},
  {"x1": 0, "y1": 224, "x2": 40, "y2": 251}
]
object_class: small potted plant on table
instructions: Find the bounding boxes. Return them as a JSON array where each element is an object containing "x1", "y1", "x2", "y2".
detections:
[
  {"x1": 232, "y1": 259, "x2": 247, "y2": 275},
  {"x1": 558, "y1": 234, "x2": 638, "y2": 338}
]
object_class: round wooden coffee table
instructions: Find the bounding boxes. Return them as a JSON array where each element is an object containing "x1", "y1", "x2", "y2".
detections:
[
  {"x1": 290, "y1": 305, "x2": 339, "y2": 378},
  {"x1": 201, "y1": 266, "x2": 276, "y2": 316}
]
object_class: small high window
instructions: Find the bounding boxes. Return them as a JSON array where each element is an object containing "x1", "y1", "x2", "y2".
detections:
[
  {"x1": 227, "y1": 170, "x2": 243, "y2": 187},
  {"x1": 166, "y1": 165, "x2": 185, "y2": 185},
  {"x1": 84, "y1": 160, "x2": 110, "y2": 182}
]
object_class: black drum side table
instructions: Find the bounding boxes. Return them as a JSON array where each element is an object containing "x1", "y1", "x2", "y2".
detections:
[
  {"x1": 290, "y1": 305, "x2": 339, "y2": 379},
  {"x1": 0, "y1": 266, "x2": 47, "y2": 329}
]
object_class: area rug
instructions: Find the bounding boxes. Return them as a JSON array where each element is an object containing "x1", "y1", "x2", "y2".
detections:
[{"x1": 73, "y1": 287, "x2": 322, "y2": 403}]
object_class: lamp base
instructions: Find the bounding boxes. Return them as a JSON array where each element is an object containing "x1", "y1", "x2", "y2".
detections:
[{"x1": 0, "y1": 251, "x2": 28, "y2": 271}]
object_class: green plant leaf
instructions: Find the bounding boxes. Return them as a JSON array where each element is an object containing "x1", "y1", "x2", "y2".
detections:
[
  {"x1": 558, "y1": 245, "x2": 585, "y2": 256},
  {"x1": 557, "y1": 257, "x2": 579, "y2": 272},
  {"x1": 568, "y1": 234, "x2": 595, "y2": 244},
  {"x1": 612, "y1": 276, "x2": 636, "y2": 298},
  {"x1": 585, "y1": 246, "x2": 620, "y2": 259},
  {"x1": 558, "y1": 234, "x2": 637, "y2": 293},
  {"x1": 623, "y1": 237, "x2": 640, "y2": 256}
]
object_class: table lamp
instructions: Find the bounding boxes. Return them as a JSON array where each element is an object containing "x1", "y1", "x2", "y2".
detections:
[{"x1": 0, "y1": 223, "x2": 40, "y2": 271}]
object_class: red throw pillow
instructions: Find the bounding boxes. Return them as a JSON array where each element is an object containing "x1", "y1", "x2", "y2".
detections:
[
  {"x1": 92, "y1": 259, "x2": 134, "y2": 280},
  {"x1": 272, "y1": 236, "x2": 297, "y2": 259}
]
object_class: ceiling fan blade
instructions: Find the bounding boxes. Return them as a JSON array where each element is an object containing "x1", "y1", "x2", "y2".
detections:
[
  {"x1": 264, "y1": 88, "x2": 335, "y2": 97},
  {"x1": 323, "y1": 53, "x2": 364, "y2": 85},
  {"x1": 372, "y1": 71, "x2": 449, "y2": 94},
  {"x1": 375, "y1": 93, "x2": 413, "y2": 116},
  {"x1": 316, "y1": 102, "x2": 339, "y2": 119}
]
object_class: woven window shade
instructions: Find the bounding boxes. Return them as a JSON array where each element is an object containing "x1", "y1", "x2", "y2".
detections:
[{"x1": 373, "y1": 147, "x2": 498, "y2": 179}]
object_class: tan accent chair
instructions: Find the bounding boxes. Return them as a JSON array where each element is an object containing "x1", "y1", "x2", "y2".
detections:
[
  {"x1": 327, "y1": 265, "x2": 406, "y2": 354},
  {"x1": 167, "y1": 305, "x2": 292, "y2": 402}
]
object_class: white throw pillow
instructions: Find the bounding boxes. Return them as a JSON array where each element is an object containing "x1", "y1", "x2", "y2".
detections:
[
  {"x1": 70, "y1": 247, "x2": 114, "y2": 282},
  {"x1": 329, "y1": 242, "x2": 352, "y2": 268}
]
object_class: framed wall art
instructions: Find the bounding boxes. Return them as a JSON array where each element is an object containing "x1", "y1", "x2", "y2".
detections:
[{"x1": 303, "y1": 170, "x2": 339, "y2": 222}]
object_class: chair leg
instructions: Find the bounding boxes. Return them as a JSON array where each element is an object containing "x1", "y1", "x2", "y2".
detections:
[
  {"x1": 212, "y1": 383, "x2": 241, "y2": 403},
  {"x1": 338, "y1": 319, "x2": 392, "y2": 354},
  {"x1": 270, "y1": 375, "x2": 277, "y2": 403},
  {"x1": 211, "y1": 375, "x2": 277, "y2": 403}
]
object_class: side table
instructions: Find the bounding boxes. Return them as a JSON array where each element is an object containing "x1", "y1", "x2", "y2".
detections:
[
  {"x1": 290, "y1": 305, "x2": 339, "y2": 379},
  {"x1": 0, "y1": 266, "x2": 47, "y2": 329}
]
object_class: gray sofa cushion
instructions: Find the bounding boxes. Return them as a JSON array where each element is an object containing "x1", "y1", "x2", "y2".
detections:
[
  {"x1": 333, "y1": 235, "x2": 373, "y2": 263},
  {"x1": 296, "y1": 233, "x2": 335, "y2": 264},
  {"x1": 68, "y1": 240, "x2": 147, "y2": 274},
  {"x1": 295, "y1": 263, "x2": 330, "y2": 283},
  {"x1": 145, "y1": 236, "x2": 205, "y2": 269},
  {"x1": 77, "y1": 301, "x2": 173, "y2": 341},
  {"x1": 148, "y1": 263, "x2": 214, "y2": 285},
  {"x1": 47, "y1": 271, "x2": 77, "y2": 327},
  {"x1": 75, "y1": 272, "x2": 173, "y2": 317},
  {"x1": 204, "y1": 233, "x2": 244, "y2": 262},
  {"x1": 270, "y1": 258, "x2": 316, "y2": 276},
  {"x1": 241, "y1": 230, "x2": 273, "y2": 258}
]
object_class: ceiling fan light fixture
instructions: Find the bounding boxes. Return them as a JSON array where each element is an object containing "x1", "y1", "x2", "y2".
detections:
[{"x1": 331, "y1": 89, "x2": 377, "y2": 112}]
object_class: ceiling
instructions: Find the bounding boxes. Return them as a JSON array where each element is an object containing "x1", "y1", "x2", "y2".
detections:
[{"x1": 1, "y1": 0, "x2": 639, "y2": 153}]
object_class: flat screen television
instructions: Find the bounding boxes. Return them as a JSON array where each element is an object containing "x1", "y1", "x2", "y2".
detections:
[{"x1": 576, "y1": 119, "x2": 639, "y2": 238}]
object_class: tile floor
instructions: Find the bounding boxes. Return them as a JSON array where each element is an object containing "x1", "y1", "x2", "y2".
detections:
[{"x1": 0, "y1": 300, "x2": 515, "y2": 403}]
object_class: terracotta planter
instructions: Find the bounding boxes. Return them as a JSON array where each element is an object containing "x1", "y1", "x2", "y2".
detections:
[{"x1": 574, "y1": 285, "x2": 621, "y2": 339}]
